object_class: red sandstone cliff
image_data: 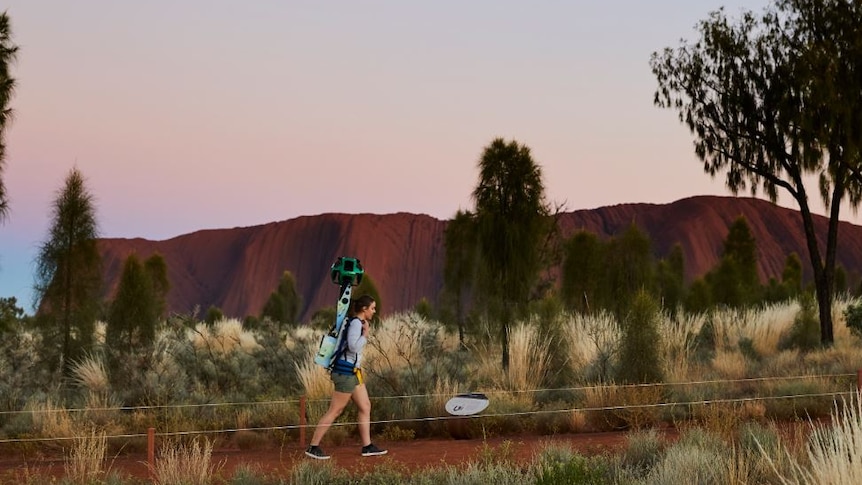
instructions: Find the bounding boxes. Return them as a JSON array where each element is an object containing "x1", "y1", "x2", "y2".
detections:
[{"x1": 97, "y1": 196, "x2": 862, "y2": 321}]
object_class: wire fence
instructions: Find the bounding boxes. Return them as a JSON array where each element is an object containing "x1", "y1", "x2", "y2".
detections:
[{"x1": 0, "y1": 372, "x2": 856, "y2": 445}]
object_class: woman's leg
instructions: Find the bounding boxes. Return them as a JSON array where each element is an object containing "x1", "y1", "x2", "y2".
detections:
[
  {"x1": 352, "y1": 384, "x2": 372, "y2": 446},
  {"x1": 310, "y1": 391, "x2": 352, "y2": 446}
]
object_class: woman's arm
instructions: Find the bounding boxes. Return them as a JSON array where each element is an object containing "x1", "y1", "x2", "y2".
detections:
[{"x1": 346, "y1": 318, "x2": 367, "y2": 353}]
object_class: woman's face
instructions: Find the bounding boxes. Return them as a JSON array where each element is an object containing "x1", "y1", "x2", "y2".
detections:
[{"x1": 360, "y1": 302, "x2": 377, "y2": 320}]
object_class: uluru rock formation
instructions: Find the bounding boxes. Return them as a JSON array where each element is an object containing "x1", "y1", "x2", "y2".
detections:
[{"x1": 97, "y1": 195, "x2": 862, "y2": 322}]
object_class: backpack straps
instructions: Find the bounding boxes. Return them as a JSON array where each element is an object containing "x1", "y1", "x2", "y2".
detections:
[{"x1": 329, "y1": 317, "x2": 357, "y2": 370}]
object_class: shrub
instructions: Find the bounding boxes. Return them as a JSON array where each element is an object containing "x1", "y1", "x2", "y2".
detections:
[
  {"x1": 616, "y1": 289, "x2": 664, "y2": 384},
  {"x1": 535, "y1": 453, "x2": 612, "y2": 485},
  {"x1": 582, "y1": 384, "x2": 664, "y2": 431},
  {"x1": 620, "y1": 428, "x2": 665, "y2": 475},
  {"x1": 845, "y1": 302, "x2": 862, "y2": 339},
  {"x1": 63, "y1": 428, "x2": 108, "y2": 484},
  {"x1": 150, "y1": 437, "x2": 223, "y2": 485},
  {"x1": 645, "y1": 429, "x2": 727, "y2": 484},
  {"x1": 779, "y1": 294, "x2": 821, "y2": 351},
  {"x1": 532, "y1": 401, "x2": 582, "y2": 435},
  {"x1": 762, "y1": 380, "x2": 837, "y2": 421}
]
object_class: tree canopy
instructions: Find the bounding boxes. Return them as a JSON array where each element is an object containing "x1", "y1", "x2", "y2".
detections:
[
  {"x1": 471, "y1": 138, "x2": 551, "y2": 369},
  {"x1": 0, "y1": 12, "x2": 17, "y2": 222},
  {"x1": 651, "y1": 0, "x2": 862, "y2": 344},
  {"x1": 33, "y1": 167, "x2": 101, "y2": 374}
]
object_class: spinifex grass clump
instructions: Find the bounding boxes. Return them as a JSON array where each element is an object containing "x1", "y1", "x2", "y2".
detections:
[
  {"x1": 563, "y1": 310, "x2": 620, "y2": 383},
  {"x1": 151, "y1": 437, "x2": 222, "y2": 485},
  {"x1": 63, "y1": 428, "x2": 108, "y2": 484},
  {"x1": 759, "y1": 392, "x2": 862, "y2": 484}
]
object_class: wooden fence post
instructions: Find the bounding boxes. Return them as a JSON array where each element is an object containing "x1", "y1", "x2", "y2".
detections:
[{"x1": 147, "y1": 427, "x2": 155, "y2": 481}]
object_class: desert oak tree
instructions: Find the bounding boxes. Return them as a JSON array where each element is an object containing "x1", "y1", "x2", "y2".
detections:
[
  {"x1": 472, "y1": 138, "x2": 550, "y2": 369},
  {"x1": 34, "y1": 167, "x2": 102, "y2": 373},
  {"x1": 651, "y1": 0, "x2": 862, "y2": 344},
  {"x1": 0, "y1": 11, "x2": 17, "y2": 222}
]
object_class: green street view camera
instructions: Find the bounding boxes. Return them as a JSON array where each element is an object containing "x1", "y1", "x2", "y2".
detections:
[
  {"x1": 330, "y1": 256, "x2": 364, "y2": 287},
  {"x1": 315, "y1": 256, "x2": 365, "y2": 368}
]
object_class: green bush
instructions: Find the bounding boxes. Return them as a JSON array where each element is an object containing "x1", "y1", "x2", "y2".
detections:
[
  {"x1": 621, "y1": 428, "x2": 665, "y2": 476},
  {"x1": 615, "y1": 289, "x2": 664, "y2": 384},
  {"x1": 535, "y1": 453, "x2": 612, "y2": 485},
  {"x1": 779, "y1": 294, "x2": 821, "y2": 351},
  {"x1": 845, "y1": 302, "x2": 862, "y2": 338}
]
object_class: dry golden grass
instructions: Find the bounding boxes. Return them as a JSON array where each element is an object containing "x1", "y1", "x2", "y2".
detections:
[
  {"x1": 294, "y1": 359, "x2": 331, "y2": 400},
  {"x1": 760, "y1": 392, "x2": 862, "y2": 484},
  {"x1": 582, "y1": 383, "x2": 664, "y2": 431},
  {"x1": 432, "y1": 376, "x2": 460, "y2": 414},
  {"x1": 63, "y1": 428, "x2": 107, "y2": 483},
  {"x1": 288, "y1": 326, "x2": 318, "y2": 351},
  {"x1": 710, "y1": 302, "x2": 798, "y2": 356},
  {"x1": 151, "y1": 437, "x2": 223, "y2": 485},
  {"x1": 187, "y1": 318, "x2": 259, "y2": 354},
  {"x1": 69, "y1": 355, "x2": 124, "y2": 427},
  {"x1": 712, "y1": 350, "x2": 748, "y2": 380},
  {"x1": 802, "y1": 345, "x2": 862, "y2": 375},
  {"x1": 28, "y1": 399, "x2": 76, "y2": 442},
  {"x1": 71, "y1": 355, "x2": 109, "y2": 394},
  {"x1": 685, "y1": 401, "x2": 764, "y2": 443},
  {"x1": 720, "y1": 444, "x2": 756, "y2": 485},
  {"x1": 750, "y1": 302, "x2": 799, "y2": 357},
  {"x1": 761, "y1": 349, "x2": 803, "y2": 377},
  {"x1": 562, "y1": 311, "x2": 619, "y2": 372},
  {"x1": 470, "y1": 321, "x2": 554, "y2": 398},
  {"x1": 93, "y1": 320, "x2": 107, "y2": 344},
  {"x1": 568, "y1": 409, "x2": 588, "y2": 432},
  {"x1": 363, "y1": 314, "x2": 427, "y2": 369},
  {"x1": 363, "y1": 313, "x2": 459, "y2": 373},
  {"x1": 505, "y1": 322, "x2": 553, "y2": 392},
  {"x1": 661, "y1": 311, "x2": 706, "y2": 382}
]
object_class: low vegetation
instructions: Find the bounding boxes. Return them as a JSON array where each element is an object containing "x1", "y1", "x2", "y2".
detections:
[{"x1": 0, "y1": 296, "x2": 861, "y2": 483}]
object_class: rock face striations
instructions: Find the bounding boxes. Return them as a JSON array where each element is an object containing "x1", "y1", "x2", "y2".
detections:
[{"x1": 97, "y1": 196, "x2": 862, "y2": 321}]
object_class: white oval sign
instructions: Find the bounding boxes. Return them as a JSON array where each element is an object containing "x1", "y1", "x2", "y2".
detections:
[{"x1": 445, "y1": 393, "x2": 490, "y2": 416}]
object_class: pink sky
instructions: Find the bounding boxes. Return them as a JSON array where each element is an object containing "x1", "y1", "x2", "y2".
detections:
[{"x1": 4, "y1": 0, "x2": 858, "y2": 311}]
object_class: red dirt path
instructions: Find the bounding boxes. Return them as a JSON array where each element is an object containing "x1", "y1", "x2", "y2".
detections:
[{"x1": 0, "y1": 429, "x2": 663, "y2": 481}]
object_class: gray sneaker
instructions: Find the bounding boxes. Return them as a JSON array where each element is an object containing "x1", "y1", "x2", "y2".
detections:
[
  {"x1": 361, "y1": 443, "x2": 388, "y2": 457},
  {"x1": 305, "y1": 445, "x2": 330, "y2": 460}
]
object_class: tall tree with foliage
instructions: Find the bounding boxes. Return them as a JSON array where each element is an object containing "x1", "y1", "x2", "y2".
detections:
[
  {"x1": 603, "y1": 223, "x2": 655, "y2": 316},
  {"x1": 0, "y1": 296, "x2": 23, "y2": 333},
  {"x1": 0, "y1": 12, "x2": 17, "y2": 222},
  {"x1": 441, "y1": 209, "x2": 477, "y2": 346},
  {"x1": 143, "y1": 253, "x2": 170, "y2": 318},
  {"x1": 105, "y1": 253, "x2": 160, "y2": 389},
  {"x1": 651, "y1": 0, "x2": 862, "y2": 344},
  {"x1": 34, "y1": 167, "x2": 101, "y2": 374},
  {"x1": 107, "y1": 254, "x2": 159, "y2": 352},
  {"x1": 782, "y1": 253, "x2": 804, "y2": 297},
  {"x1": 261, "y1": 270, "x2": 303, "y2": 327},
  {"x1": 471, "y1": 138, "x2": 550, "y2": 369},
  {"x1": 655, "y1": 244, "x2": 686, "y2": 313},
  {"x1": 560, "y1": 231, "x2": 605, "y2": 313},
  {"x1": 708, "y1": 217, "x2": 761, "y2": 307}
]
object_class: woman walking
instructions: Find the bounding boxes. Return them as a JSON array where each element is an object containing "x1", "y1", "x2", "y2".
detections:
[{"x1": 305, "y1": 295, "x2": 387, "y2": 459}]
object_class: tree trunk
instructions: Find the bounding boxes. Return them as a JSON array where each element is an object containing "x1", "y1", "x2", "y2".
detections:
[{"x1": 501, "y1": 320, "x2": 510, "y2": 370}]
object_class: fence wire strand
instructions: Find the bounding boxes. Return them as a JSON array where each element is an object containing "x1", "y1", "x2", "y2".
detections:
[{"x1": 0, "y1": 372, "x2": 857, "y2": 445}]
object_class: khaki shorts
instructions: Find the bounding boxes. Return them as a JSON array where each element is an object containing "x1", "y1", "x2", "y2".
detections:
[{"x1": 331, "y1": 372, "x2": 359, "y2": 393}]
